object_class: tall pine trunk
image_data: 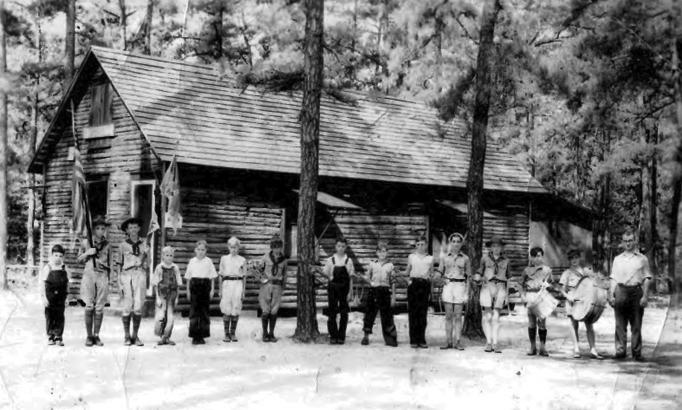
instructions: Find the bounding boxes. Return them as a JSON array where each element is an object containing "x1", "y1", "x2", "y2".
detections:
[
  {"x1": 0, "y1": 0, "x2": 8, "y2": 289},
  {"x1": 26, "y1": 18, "x2": 43, "y2": 267},
  {"x1": 119, "y1": 0, "x2": 128, "y2": 50},
  {"x1": 64, "y1": 0, "x2": 75, "y2": 90},
  {"x1": 670, "y1": 16, "x2": 682, "y2": 294},
  {"x1": 294, "y1": 0, "x2": 324, "y2": 342},
  {"x1": 463, "y1": 0, "x2": 501, "y2": 338},
  {"x1": 144, "y1": 0, "x2": 153, "y2": 54}
]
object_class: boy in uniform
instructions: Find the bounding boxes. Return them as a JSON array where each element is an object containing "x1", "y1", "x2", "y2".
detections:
[
  {"x1": 360, "y1": 241, "x2": 398, "y2": 347},
  {"x1": 323, "y1": 238, "x2": 355, "y2": 345},
  {"x1": 438, "y1": 233, "x2": 471, "y2": 350},
  {"x1": 560, "y1": 249, "x2": 602, "y2": 359},
  {"x1": 477, "y1": 236, "x2": 509, "y2": 353},
  {"x1": 259, "y1": 234, "x2": 288, "y2": 342},
  {"x1": 118, "y1": 217, "x2": 149, "y2": 346},
  {"x1": 185, "y1": 240, "x2": 217, "y2": 344},
  {"x1": 405, "y1": 236, "x2": 434, "y2": 349},
  {"x1": 40, "y1": 244, "x2": 70, "y2": 346},
  {"x1": 77, "y1": 215, "x2": 111, "y2": 347},
  {"x1": 152, "y1": 246, "x2": 183, "y2": 345},
  {"x1": 521, "y1": 246, "x2": 554, "y2": 356},
  {"x1": 219, "y1": 236, "x2": 248, "y2": 342}
]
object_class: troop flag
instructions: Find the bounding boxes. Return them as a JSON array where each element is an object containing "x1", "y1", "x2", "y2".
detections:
[{"x1": 161, "y1": 155, "x2": 182, "y2": 235}]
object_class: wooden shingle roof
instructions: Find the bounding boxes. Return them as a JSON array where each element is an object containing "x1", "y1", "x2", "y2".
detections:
[{"x1": 33, "y1": 46, "x2": 546, "y2": 193}]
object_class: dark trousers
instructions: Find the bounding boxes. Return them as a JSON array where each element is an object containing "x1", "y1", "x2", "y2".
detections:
[
  {"x1": 408, "y1": 279, "x2": 430, "y2": 345},
  {"x1": 363, "y1": 286, "x2": 397, "y2": 344},
  {"x1": 327, "y1": 280, "x2": 350, "y2": 341},
  {"x1": 614, "y1": 284, "x2": 644, "y2": 357},
  {"x1": 45, "y1": 304, "x2": 66, "y2": 339},
  {"x1": 189, "y1": 278, "x2": 212, "y2": 339}
]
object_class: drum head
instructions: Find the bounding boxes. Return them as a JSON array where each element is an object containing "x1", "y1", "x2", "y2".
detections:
[{"x1": 571, "y1": 276, "x2": 595, "y2": 321}]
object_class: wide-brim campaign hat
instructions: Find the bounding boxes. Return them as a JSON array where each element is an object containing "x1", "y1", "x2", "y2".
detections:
[
  {"x1": 567, "y1": 248, "x2": 582, "y2": 259},
  {"x1": 485, "y1": 236, "x2": 505, "y2": 247},
  {"x1": 91, "y1": 215, "x2": 110, "y2": 228},
  {"x1": 120, "y1": 217, "x2": 143, "y2": 232}
]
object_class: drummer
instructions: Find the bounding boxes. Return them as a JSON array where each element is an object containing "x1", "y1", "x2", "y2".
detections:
[
  {"x1": 521, "y1": 247, "x2": 554, "y2": 357},
  {"x1": 608, "y1": 229, "x2": 652, "y2": 361},
  {"x1": 559, "y1": 249, "x2": 603, "y2": 359}
]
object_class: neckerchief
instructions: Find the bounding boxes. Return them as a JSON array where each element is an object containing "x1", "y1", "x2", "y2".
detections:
[
  {"x1": 126, "y1": 238, "x2": 142, "y2": 256},
  {"x1": 268, "y1": 251, "x2": 286, "y2": 276}
]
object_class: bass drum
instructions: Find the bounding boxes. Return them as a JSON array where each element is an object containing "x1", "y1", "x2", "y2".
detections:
[{"x1": 571, "y1": 276, "x2": 608, "y2": 323}]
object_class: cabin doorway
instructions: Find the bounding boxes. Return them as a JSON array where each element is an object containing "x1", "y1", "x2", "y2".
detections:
[{"x1": 130, "y1": 180, "x2": 156, "y2": 295}]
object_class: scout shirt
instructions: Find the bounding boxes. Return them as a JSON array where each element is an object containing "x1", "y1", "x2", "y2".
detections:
[
  {"x1": 119, "y1": 238, "x2": 149, "y2": 272},
  {"x1": 80, "y1": 237, "x2": 111, "y2": 274},
  {"x1": 185, "y1": 256, "x2": 218, "y2": 280},
  {"x1": 610, "y1": 251, "x2": 652, "y2": 286},
  {"x1": 261, "y1": 252, "x2": 287, "y2": 284},
  {"x1": 151, "y1": 262, "x2": 183, "y2": 288},
  {"x1": 365, "y1": 260, "x2": 394, "y2": 287},
  {"x1": 559, "y1": 267, "x2": 588, "y2": 292},
  {"x1": 479, "y1": 253, "x2": 510, "y2": 282},
  {"x1": 521, "y1": 265, "x2": 553, "y2": 292},
  {"x1": 408, "y1": 253, "x2": 433, "y2": 279},
  {"x1": 219, "y1": 254, "x2": 246, "y2": 278},
  {"x1": 439, "y1": 252, "x2": 471, "y2": 280}
]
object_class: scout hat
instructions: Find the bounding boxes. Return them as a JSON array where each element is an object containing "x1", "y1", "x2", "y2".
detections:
[
  {"x1": 567, "y1": 248, "x2": 582, "y2": 259},
  {"x1": 120, "y1": 216, "x2": 143, "y2": 232},
  {"x1": 91, "y1": 215, "x2": 110, "y2": 228},
  {"x1": 448, "y1": 233, "x2": 465, "y2": 243},
  {"x1": 485, "y1": 236, "x2": 504, "y2": 247}
]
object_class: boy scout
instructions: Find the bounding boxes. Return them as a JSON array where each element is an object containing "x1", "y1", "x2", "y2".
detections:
[
  {"x1": 259, "y1": 234, "x2": 288, "y2": 342},
  {"x1": 521, "y1": 247, "x2": 553, "y2": 356},
  {"x1": 438, "y1": 233, "x2": 470, "y2": 350},
  {"x1": 477, "y1": 236, "x2": 509, "y2": 353},
  {"x1": 119, "y1": 217, "x2": 149, "y2": 346}
]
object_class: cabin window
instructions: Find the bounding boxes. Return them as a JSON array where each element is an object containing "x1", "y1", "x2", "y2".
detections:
[
  {"x1": 86, "y1": 179, "x2": 108, "y2": 218},
  {"x1": 84, "y1": 83, "x2": 115, "y2": 139},
  {"x1": 130, "y1": 180, "x2": 157, "y2": 295}
]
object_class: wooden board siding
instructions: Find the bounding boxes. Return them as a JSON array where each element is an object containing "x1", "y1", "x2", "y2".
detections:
[{"x1": 41, "y1": 68, "x2": 159, "y2": 301}]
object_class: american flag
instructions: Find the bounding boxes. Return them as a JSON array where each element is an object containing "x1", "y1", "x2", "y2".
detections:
[{"x1": 71, "y1": 146, "x2": 90, "y2": 239}]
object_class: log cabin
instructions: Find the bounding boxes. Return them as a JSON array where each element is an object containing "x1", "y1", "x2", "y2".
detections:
[{"x1": 28, "y1": 46, "x2": 593, "y2": 314}]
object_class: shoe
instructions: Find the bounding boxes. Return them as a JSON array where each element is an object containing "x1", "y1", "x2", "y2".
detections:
[
  {"x1": 269, "y1": 334, "x2": 278, "y2": 343},
  {"x1": 85, "y1": 336, "x2": 94, "y2": 347},
  {"x1": 454, "y1": 341, "x2": 465, "y2": 351},
  {"x1": 440, "y1": 343, "x2": 453, "y2": 350},
  {"x1": 484, "y1": 344, "x2": 493, "y2": 353},
  {"x1": 330, "y1": 338, "x2": 338, "y2": 345},
  {"x1": 337, "y1": 339, "x2": 345, "y2": 345},
  {"x1": 633, "y1": 355, "x2": 646, "y2": 362},
  {"x1": 158, "y1": 339, "x2": 168, "y2": 346},
  {"x1": 417, "y1": 343, "x2": 428, "y2": 349},
  {"x1": 197, "y1": 338, "x2": 206, "y2": 345},
  {"x1": 124, "y1": 337, "x2": 132, "y2": 346},
  {"x1": 493, "y1": 345, "x2": 502, "y2": 353},
  {"x1": 166, "y1": 340, "x2": 176, "y2": 346},
  {"x1": 613, "y1": 352, "x2": 627, "y2": 360},
  {"x1": 48, "y1": 338, "x2": 56, "y2": 346},
  {"x1": 410, "y1": 344, "x2": 418, "y2": 348},
  {"x1": 527, "y1": 348, "x2": 537, "y2": 356},
  {"x1": 231, "y1": 336, "x2": 239, "y2": 343},
  {"x1": 386, "y1": 340, "x2": 398, "y2": 347},
  {"x1": 573, "y1": 351, "x2": 581, "y2": 359},
  {"x1": 262, "y1": 334, "x2": 271, "y2": 343},
  {"x1": 361, "y1": 335, "x2": 370, "y2": 346},
  {"x1": 134, "y1": 337, "x2": 144, "y2": 347},
  {"x1": 93, "y1": 336, "x2": 103, "y2": 347},
  {"x1": 223, "y1": 335, "x2": 232, "y2": 343},
  {"x1": 192, "y1": 338, "x2": 200, "y2": 345},
  {"x1": 539, "y1": 348, "x2": 549, "y2": 357},
  {"x1": 590, "y1": 350, "x2": 603, "y2": 360},
  {"x1": 55, "y1": 339, "x2": 64, "y2": 346}
]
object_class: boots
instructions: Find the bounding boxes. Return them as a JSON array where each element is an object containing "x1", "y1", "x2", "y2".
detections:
[
  {"x1": 122, "y1": 315, "x2": 132, "y2": 345},
  {"x1": 538, "y1": 329, "x2": 548, "y2": 356},
  {"x1": 93, "y1": 312, "x2": 104, "y2": 346},
  {"x1": 268, "y1": 314, "x2": 278, "y2": 342},
  {"x1": 132, "y1": 314, "x2": 144, "y2": 346},
  {"x1": 85, "y1": 308, "x2": 94, "y2": 346},
  {"x1": 222, "y1": 315, "x2": 231, "y2": 342},
  {"x1": 261, "y1": 314, "x2": 270, "y2": 342},
  {"x1": 361, "y1": 332, "x2": 370, "y2": 346},
  {"x1": 230, "y1": 315, "x2": 239, "y2": 342},
  {"x1": 527, "y1": 327, "x2": 537, "y2": 355}
]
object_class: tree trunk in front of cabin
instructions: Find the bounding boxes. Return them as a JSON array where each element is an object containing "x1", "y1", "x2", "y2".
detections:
[
  {"x1": 144, "y1": 0, "x2": 153, "y2": 54},
  {"x1": 119, "y1": 0, "x2": 128, "y2": 50},
  {"x1": 293, "y1": 0, "x2": 324, "y2": 343},
  {"x1": 0, "y1": 1, "x2": 8, "y2": 289},
  {"x1": 462, "y1": 0, "x2": 501, "y2": 339},
  {"x1": 64, "y1": 0, "x2": 75, "y2": 90},
  {"x1": 26, "y1": 19, "x2": 43, "y2": 267},
  {"x1": 670, "y1": 21, "x2": 682, "y2": 294}
]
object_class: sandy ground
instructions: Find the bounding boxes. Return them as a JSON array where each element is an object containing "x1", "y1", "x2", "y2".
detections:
[{"x1": 0, "y1": 287, "x2": 678, "y2": 410}]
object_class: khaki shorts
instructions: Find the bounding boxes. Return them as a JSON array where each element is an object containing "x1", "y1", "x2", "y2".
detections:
[
  {"x1": 80, "y1": 270, "x2": 109, "y2": 312},
  {"x1": 441, "y1": 281, "x2": 467, "y2": 304},
  {"x1": 220, "y1": 279, "x2": 244, "y2": 316},
  {"x1": 120, "y1": 269, "x2": 147, "y2": 316},
  {"x1": 480, "y1": 281, "x2": 507, "y2": 310}
]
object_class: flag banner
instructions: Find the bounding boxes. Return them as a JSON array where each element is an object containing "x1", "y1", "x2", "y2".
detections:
[
  {"x1": 71, "y1": 147, "x2": 90, "y2": 240},
  {"x1": 148, "y1": 206, "x2": 161, "y2": 237},
  {"x1": 161, "y1": 156, "x2": 182, "y2": 234}
]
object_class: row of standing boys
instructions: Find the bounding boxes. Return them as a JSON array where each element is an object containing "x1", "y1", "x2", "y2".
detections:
[{"x1": 41, "y1": 215, "x2": 651, "y2": 359}]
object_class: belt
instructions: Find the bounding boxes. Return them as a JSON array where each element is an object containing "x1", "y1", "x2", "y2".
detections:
[
  {"x1": 371, "y1": 285, "x2": 391, "y2": 289},
  {"x1": 122, "y1": 265, "x2": 143, "y2": 272},
  {"x1": 447, "y1": 278, "x2": 466, "y2": 283},
  {"x1": 269, "y1": 279, "x2": 283, "y2": 286},
  {"x1": 410, "y1": 277, "x2": 430, "y2": 282},
  {"x1": 222, "y1": 276, "x2": 244, "y2": 281},
  {"x1": 617, "y1": 283, "x2": 642, "y2": 289},
  {"x1": 488, "y1": 278, "x2": 507, "y2": 284}
]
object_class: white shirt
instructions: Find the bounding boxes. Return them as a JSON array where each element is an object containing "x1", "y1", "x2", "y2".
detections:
[
  {"x1": 408, "y1": 253, "x2": 433, "y2": 279},
  {"x1": 185, "y1": 256, "x2": 218, "y2": 280},
  {"x1": 366, "y1": 260, "x2": 394, "y2": 287},
  {"x1": 219, "y1": 254, "x2": 246, "y2": 278},
  {"x1": 610, "y1": 251, "x2": 652, "y2": 286},
  {"x1": 323, "y1": 254, "x2": 355, "y2": 278}
]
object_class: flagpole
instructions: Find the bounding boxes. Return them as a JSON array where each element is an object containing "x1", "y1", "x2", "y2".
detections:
[
  {"x1": 71, "y1": 99, "x2": 93, "y2": 248},
  {"x1": 160, "y1": 160, "x2": 167, "y2": 248}
]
